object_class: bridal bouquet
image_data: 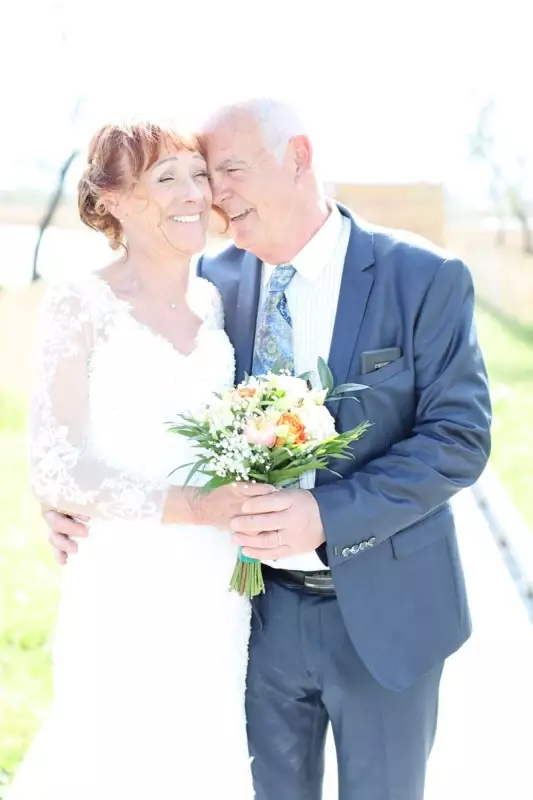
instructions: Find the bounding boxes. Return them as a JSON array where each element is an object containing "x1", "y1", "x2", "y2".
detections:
[{"x1": 169, "y1": 359, "x2": 370, "y2": 598}]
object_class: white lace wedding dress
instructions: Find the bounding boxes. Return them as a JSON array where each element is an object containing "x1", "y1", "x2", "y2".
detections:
[{"x1": 7, "y1": 275, "x2": 254, "y2": 799}]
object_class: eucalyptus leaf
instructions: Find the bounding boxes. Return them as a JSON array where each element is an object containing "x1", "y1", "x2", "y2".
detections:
[
  {"x1": 317, "y1": 357, "x2": 334, "y2": 393},
  {"x1": 329, "y1": 382, "x2": 370, "y2": 396},
  {"x1": 327, "y1": 396, "x2": 363, "y2": 405},
  {"x1": 269, "y1": 358, "x2": 286, "y2": 375}
]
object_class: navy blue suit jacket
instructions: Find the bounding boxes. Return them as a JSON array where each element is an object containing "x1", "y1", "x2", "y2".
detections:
[{"x1": 198, "y1": 204, "x2": 491, "y2": 691}]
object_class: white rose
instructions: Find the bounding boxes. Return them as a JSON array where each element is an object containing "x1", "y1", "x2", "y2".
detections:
[
  {"x1": 207, "y1": 395, "x2": 234, "y2": 430},
  {"x1": 298, "y1": 403, "x2": 337, "y2": 443},
  {"x1": 270, "y1": 374, "x2": 308, "y2": 396},
  {"x1": 307, "y1": 388, "x2": 328, "y2": 406}
]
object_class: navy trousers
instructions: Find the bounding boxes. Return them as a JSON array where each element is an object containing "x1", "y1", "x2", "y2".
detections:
[{"x1": 246, "y1": 574, "x2": 443, "y2": 800}]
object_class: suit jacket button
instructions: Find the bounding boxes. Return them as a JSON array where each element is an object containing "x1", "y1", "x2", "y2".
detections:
[
  {"x1": 350, "y1": 544, "x2": 360, "y2": 555},
  {"x1": 368, "y1": 537, "x2": 376, "y2": 546},
  {"x1": 359, "y1": 541, "x2": 367, "y2": 551},
  {"x1": 341, "y1": 547, "x2": 351, "y2": 557}
]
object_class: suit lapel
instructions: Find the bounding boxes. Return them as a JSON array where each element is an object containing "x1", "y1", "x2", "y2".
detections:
[
  {"x1": 231, "y1": 206, "x2": 375, "y2": 386},
  {"x1": 234, "y1": 251, "x2": 262, "y2": 383},
  {"x1": 327, "y1": 209, "x2": 375, "y2": 387}
]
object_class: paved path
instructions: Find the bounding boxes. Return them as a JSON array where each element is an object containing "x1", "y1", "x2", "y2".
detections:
[{"x1": 323, "y1": 489, "x2": 533, "y2": 799}]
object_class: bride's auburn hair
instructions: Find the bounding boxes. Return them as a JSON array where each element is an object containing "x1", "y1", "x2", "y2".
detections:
[{"x1": 78, "y1": 120, "x2": 204, "y2": 250}]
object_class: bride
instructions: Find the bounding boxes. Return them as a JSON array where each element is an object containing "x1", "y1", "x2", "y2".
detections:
[{"x1": 7, "y1": 119, "x2": 274, "y2": 799}]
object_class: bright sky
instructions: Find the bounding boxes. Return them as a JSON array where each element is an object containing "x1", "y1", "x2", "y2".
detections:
[{"x1": 1, "y1": 0, "x2": 529, "y2": 201}]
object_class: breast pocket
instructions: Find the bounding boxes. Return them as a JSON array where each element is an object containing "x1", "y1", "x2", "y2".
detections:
[
  {"x1": 344, "y1": 355, "x2": 411, "y2": 452},
  {"x1": 355, "y1": 355, "x2": 407, "y2": 387}
]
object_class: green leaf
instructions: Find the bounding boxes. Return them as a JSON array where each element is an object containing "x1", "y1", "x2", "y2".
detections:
[
  {"x1": 267, "y1": 358, "x2": 286, "y2": 375},
  {"x1": 329, "y1": 382, "x2": 370, "y2": 396},
  {"x1": 297, "y1": 370, "x2": 314, "y2": 383},
  {"x1": 197, "y1": 475, "x2": 233, "y2": 493},
  {"x1": 171, "y1": 413, "x2": 202, "y2": 426},
  {"x1": 168, "y1": 415, "x2": 205, "y2": 430},
  {"x1": 269, "y1": 462, "x2": 327, "y2": 483},
  {"x1": 183, "y1": 460, "x2": 209, "y2": 487},
  {"x1": 169, "y1": 428, "x2": 203, "y2": 438},
  {"x1": 247, "y1": 472, "x2": 272, "y2": 483},
  {"x1": 345, "y1": 421, "x2": 373, "y2": 438},
  {"x1": 317, "y1": 357, "x2": 334, "y2": 393},
  {"x1": 269, "y1": 447, "x2": 294, "y2": 467},
  {"x1": 166, "y1": 461, "x2": 196, "y2": 479}
]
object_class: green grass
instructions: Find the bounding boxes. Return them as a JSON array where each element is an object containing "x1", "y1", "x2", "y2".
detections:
[
  {"x1": 0, "y1": 391, "x2": 61, "y2": 792},
  {"x1": 475, "y1": 304, "x2": 533, "y2": 533},
  {"x1": 0, "y1": 303, "x2": 532, "y2": 791}
]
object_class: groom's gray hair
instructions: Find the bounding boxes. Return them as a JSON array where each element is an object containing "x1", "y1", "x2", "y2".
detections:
[{"x1": 206, "y1": 98, "x2": 310, "y2": 160}]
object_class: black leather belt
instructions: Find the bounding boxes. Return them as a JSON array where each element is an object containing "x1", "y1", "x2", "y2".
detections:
[{"x1": 263, "y1": 565, "x2": 336, "y2": 594}]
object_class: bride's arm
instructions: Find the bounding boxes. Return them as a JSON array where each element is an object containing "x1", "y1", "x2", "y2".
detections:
[
  {"x1": 29, "y1": 284, "x2": 176, "y2": 522},
  {"x1": 31, "y1": 284, "x2": 275, "y2": 532}
]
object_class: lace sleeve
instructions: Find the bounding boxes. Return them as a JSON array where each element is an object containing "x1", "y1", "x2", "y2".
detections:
[
  {"x1": 29, "y1": 284, "x2": 168, "y2": 521},
  {"x1": 200, "y1": 279, "x2": 225, "y2": 330}
]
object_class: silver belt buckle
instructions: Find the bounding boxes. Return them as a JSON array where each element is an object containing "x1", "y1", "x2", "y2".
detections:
[{"x1": 303, "y1": 572, "x2": 335, "y2": 591}]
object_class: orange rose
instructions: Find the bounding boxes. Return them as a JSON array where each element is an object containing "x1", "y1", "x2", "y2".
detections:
[
  {"x1": 237, "y1": 387, "x2": 257, "y2": 398},
  {"x1": 275, "y1": 412, "x2": 307, "y2": 446}
]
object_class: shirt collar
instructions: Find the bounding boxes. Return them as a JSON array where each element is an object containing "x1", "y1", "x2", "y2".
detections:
[{"x1": 264, "y1": 201, "x2": 343, "y2": 282}]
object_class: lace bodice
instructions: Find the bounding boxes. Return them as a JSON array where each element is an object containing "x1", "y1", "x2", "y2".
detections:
[{"x1": 29, "y1": 274, "x2": 235, "y2": 521}]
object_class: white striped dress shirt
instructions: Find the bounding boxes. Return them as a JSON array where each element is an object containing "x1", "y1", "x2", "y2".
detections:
[{"x1": 257, "y1": 203, "x2": 351, "y2": 571}]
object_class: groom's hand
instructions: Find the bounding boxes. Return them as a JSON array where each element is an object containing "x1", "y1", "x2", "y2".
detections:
[{"x1": 230, "y1": 489, "x2": 325, "y2": 560}]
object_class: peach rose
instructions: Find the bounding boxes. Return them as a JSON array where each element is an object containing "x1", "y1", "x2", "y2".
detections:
[{"x1": 275, "y1": 413, "x2": 307, "y2": 446}]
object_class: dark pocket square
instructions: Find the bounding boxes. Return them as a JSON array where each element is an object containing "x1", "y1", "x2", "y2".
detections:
[{"x1": 360, "y1": 347, "x2": 402, "y2": 374}]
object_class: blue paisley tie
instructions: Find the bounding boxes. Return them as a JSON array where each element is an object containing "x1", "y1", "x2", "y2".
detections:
[{"x1": 252, "y1": 265, "x2": 296, "y2": 376}]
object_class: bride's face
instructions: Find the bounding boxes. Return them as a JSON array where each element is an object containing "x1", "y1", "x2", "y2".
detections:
[{"x1": 116, "y1": 148, "x2": 212, "y2": 257}]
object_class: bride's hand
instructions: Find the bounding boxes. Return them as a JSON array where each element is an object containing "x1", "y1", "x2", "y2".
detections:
[
  {"x1": 198, "y1": 482, "x2": 278, "y2": 528},
  {"x1": 163, "y1": 483, "x2": 277, "y2": 528}
]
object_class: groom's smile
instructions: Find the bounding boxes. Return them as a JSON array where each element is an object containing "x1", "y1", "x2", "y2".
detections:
[
  {"x1": 228, "y1": 208, "x2": 254, "y2": 223},
  {"x1": 202, "y1": 103, "x2": 320, "y2": 265}
]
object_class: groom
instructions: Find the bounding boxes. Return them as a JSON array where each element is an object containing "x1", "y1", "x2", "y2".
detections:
[{"x1": 47, "y1": 99, "x2": 491, "y2": 799}]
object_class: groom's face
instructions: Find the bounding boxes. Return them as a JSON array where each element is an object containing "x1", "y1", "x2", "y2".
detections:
[{"x1": 205, "y1": 115, "x2": 300, "y2": 260}]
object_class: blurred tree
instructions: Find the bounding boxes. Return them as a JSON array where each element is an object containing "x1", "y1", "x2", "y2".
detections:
[
  {"x1": 31, "y1": 148, "x2": 79, "y2": 282},
  {"x1": 30, "y1": 2, "x2": 89, "y2": 282},
  {"x1": 470, "y1": 99, "x2": 533, "y2": 255}
]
